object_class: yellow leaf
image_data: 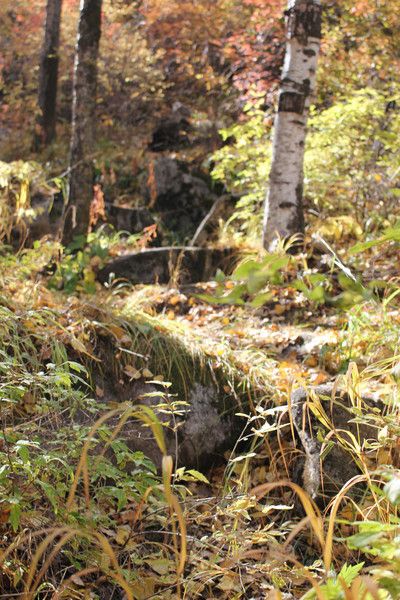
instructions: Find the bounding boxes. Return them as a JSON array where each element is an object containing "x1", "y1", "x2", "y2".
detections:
[
  {"x1": 18, "y1": 179, "x2": 29, "y2": 209},
  {"x1": 69, "y1": 336, "x2": 87, "y2": 354},
  {"x1": 377, "y1": 448, "x2": 391, "y2": 465},
  {"x1": 115, "y1": 526, "x2": 130, "y2": 545},
  {"x1": 131, "y1": 578, "x2": 155, "y2": 600},
  {"x1": 145, "y1": 558, "x2": 173, "y2": 575},
  {"x1": 22, "y1": 319, "x2": 37, "y2": 331},
  {"x1": 305, "y1": 355, "x2": 318, "y2": 368},
  {"x1": 217, "y1": 574, "x2": 240, "y2": 592},
  {"x1": 169, "y1": 295, "x2": 182, "y2": 306},
  {"x1": 124, "y1": 365, "x2": 141, "y2": 379},
  {"x1": 274, "y1": 304, "x2": 286, "y2": 315},
  {"x1": 142, "y1": 368, "x2": 153, "y2": 378},
  {"x1": 108, "y1": 324, "x2": 128, "y2": 342},
  {"x1": 313, "y1": 372, "x2": 329, "y2": 385},
  {"x1": 152, "y1": 374, "x2": 164, "y2": 381}
]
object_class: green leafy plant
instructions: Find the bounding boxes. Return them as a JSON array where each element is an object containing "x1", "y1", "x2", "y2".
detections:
[
  {"x1": 200, "y1": 241, "x2": 382, "y2": 310},
  {"x1": 210, "y1": 96, "x2": 272, "y2": 243},
  {"x1": 48, "y1": 225, "x2": 140, "y2": 294}
]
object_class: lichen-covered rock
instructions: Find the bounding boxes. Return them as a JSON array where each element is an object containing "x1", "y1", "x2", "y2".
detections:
[
  {"x1": 179, "y1": 383, "x2": 234, "y2": 465},
  {"x1": 95, "y1": 378, "x2": 241, "y2": 470}
]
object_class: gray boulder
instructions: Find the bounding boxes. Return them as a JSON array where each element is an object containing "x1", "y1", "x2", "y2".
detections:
[{"x1": 143, "y1": 156, "x2": 218, "y2": 240}]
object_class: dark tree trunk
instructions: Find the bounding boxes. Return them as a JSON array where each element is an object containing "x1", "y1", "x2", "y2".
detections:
[
  {"x1": 62, "y1": 0, "x2": 102, "y2": 246},
  {"x1": 34, "y1": 0, "x2": 63, "y2": 150}
]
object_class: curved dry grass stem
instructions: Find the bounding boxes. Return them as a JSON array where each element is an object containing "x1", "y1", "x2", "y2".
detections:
[
  {"x1": 29, "y1": 531, "x2": 77, "y2": 597},
  {"x1": 0, "y1": 404, "x2": 173, "y2": 600},
  {"x1": 251, "y1": 480, "x2": 325, "y2": 552},
  {"x1": 324, "y1": 474, "x2": 368, "y2": 569},
  {"x1": 272, "y1": 553, "x2": 326, "y2": 600},
  {"x1": 23, "y1": 528, "x2": 70, "y2": 599},
  {"x1": 282, "y1": 516, "x2": 311, "y2": 549},
  {"x1": 162, "y1": 455, "x2": 187, "y2": 582},
  {"x1": 66, "y1": 408, "x2": 122, "y2": 511},
  {"x1": 21, "y1": 527, "x2": 134, "y2": 600},
  {"x1": 66, "y1": 404, "x2": 167, "y2": 511},
  {"x1": 52, "y1": 567, "x2": 100, "y2": 599}
]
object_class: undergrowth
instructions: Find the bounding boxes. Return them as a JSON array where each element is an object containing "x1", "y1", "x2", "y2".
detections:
[{"x1": 0, "y1": 238, "x2": 400, "y2": 599}]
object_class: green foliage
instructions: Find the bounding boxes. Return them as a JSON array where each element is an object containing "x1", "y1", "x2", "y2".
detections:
[
  {"x1": 302, "y1": 563, "x2": 365, "y2": 600},
  {"x1": 0, "y1": 302, "x2": 89, "y2": 530},
  {"x1": 211, "y1": 88, "x2": 400, "y2": 241},
  {"x1": 48, "y1": 226, "x2": 140, "y2": 294},
  {"x1": 343, "y1": 472, "x2": 400, "y2": 598},
  {"x1": 350, "y1": 220, "x2": 400, "y2": 254},
  {"x1": 306, "y1": 88, "x2": 400, "y2": 223},
  {"x1": 210, "y1": 97, "x2": 272, "y2": 242},
  {"x1": 201, "y1": 243, "x2": 382, "y2": 311}
]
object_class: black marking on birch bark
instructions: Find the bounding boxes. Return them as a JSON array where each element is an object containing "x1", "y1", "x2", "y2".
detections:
[
  {"x1": 294, "y1": 182, "x2": 305, "y2": 233},
  {"x1": 281, "y1": 77, "x2": 311, "y2": 93},
  {"x1": 278, "y1": 91, "x2": 306, "y2": 114},
  {"x1": 284, "y1": 182, "x2": 305, "y2": 237},
  {"x1": 286, "y1": 0, "x2": 322, "y2": 46}
]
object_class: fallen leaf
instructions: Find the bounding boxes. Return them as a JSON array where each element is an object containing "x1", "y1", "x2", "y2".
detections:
[
  {"x1": 274, "y1": 304, "x2": 286, "y2": 315},
  {"x1": 124, "y1": 365, "x2": 142, "y2": 379},
  {"x1": 115, "y1": 526, "x2": 131, "y2": 545},
  {"x1": 142, "y1": 368, "x2": 153, "y2": 378}
]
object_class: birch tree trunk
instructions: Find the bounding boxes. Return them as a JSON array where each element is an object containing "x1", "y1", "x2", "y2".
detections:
[
  {"x1": 262, "y1": 0, "x2": 322, "y2": 251},
  {"x1": 62, "y1": 0, "x2": 102, "y2": 245},
  {"x1": 34, "y1": 0, "x2": 63, "y2": 150}
]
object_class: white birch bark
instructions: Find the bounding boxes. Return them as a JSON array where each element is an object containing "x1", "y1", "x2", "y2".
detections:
[{"x1": 262, "y1": 0, "x2": 322, "y2": 251}]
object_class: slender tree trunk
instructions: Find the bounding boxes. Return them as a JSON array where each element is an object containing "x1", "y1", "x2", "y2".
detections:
[
  {"x1": 62, "y1": 0, "x2": 102, "y2": 245},
  {"x1": 262, "y1": 0, "x2": 322, "y2": 251},
  {"x1": 34, "y1": 0, "x2": 63, "y2": 149}
]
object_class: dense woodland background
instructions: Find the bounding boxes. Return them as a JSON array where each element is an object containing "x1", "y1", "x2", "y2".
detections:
[{"x1": 0, "y1": 1, "x2": 400, "y2": 598}]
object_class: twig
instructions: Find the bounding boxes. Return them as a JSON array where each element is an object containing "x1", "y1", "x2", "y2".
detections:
[{"x1": 190, "y1": 196, "x2": 226, "y2": 247}]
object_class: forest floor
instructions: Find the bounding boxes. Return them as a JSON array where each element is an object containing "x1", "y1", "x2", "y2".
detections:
[{"x1": 0, "y1": 241, "x2": 399, "y2": 599}]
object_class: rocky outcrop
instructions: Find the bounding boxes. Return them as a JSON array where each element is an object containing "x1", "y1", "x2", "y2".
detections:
[
  {"x1": 149, "y1": 102, "x2": 192, "y2": 151},
  {"x1": 144, "y1": 156, "x2": 218, "y2": 240},
  {"x1": 94, "y1": 371, "x2": 242, "y2": 470},
  {"x1": 105, "y1": 203, "x2": 155, "y2": 234},
  {"x1": 98, "y1": 246, "x2": 237, "y2": 285}
]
